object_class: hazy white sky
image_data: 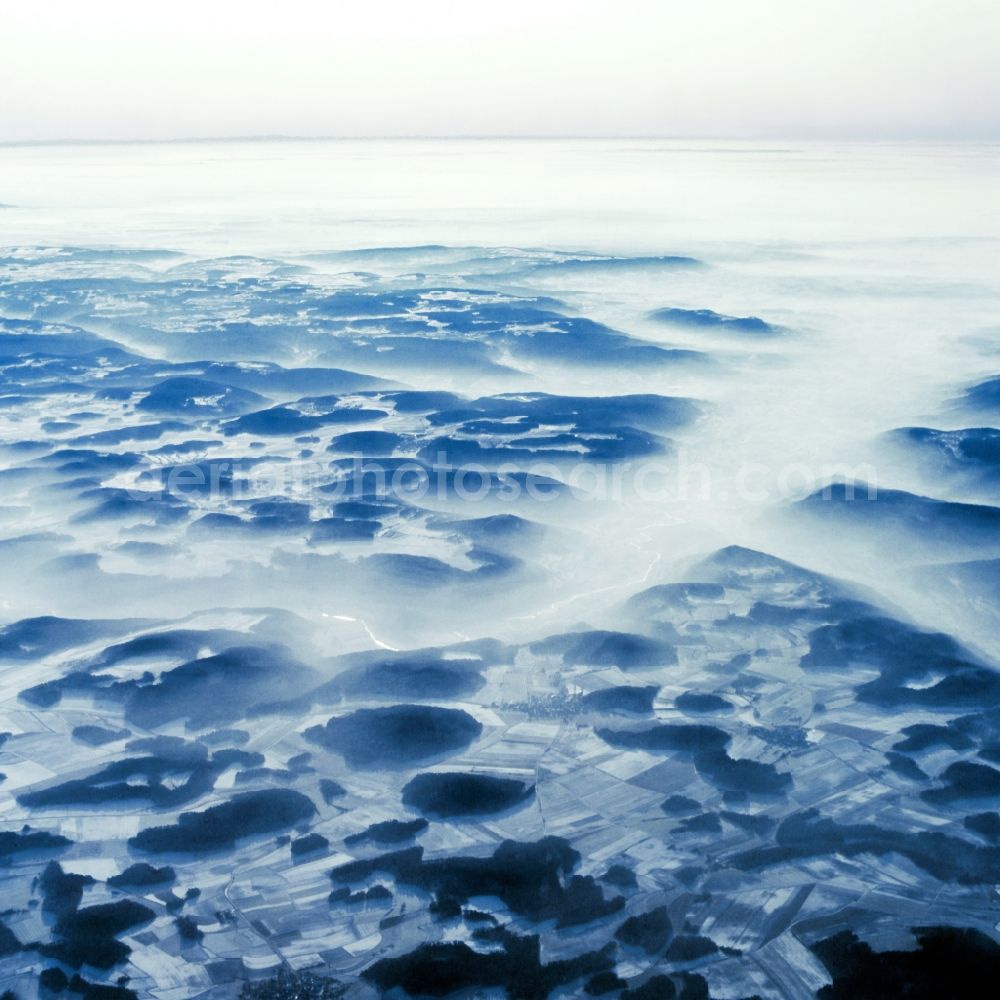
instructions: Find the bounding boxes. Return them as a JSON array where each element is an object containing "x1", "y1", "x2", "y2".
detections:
[{"x1": 1, "y1": 0, "x2": 998, "y2": 141}]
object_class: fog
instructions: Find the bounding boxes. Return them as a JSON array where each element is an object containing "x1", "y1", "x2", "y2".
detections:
[
  {"x1": 1, "y1": 139, "x2": 999, "y2": 998},
  {"x1": 1, "y1": 140, "x2": 998, "y2": 647}
]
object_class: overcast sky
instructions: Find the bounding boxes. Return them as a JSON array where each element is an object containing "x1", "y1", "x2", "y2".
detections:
[{"x1": 2, "y1": 0, "x2": 998, "y2": 142}]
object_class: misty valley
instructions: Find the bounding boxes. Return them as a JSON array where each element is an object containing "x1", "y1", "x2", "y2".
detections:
[{"x1": 1, "y1": 226, "x2": 1000, "y2": 1000}]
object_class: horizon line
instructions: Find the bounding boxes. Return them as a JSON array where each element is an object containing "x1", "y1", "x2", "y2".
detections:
[{"x1": 2, "y1": 133, "x2": 999, "y2": 149}]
